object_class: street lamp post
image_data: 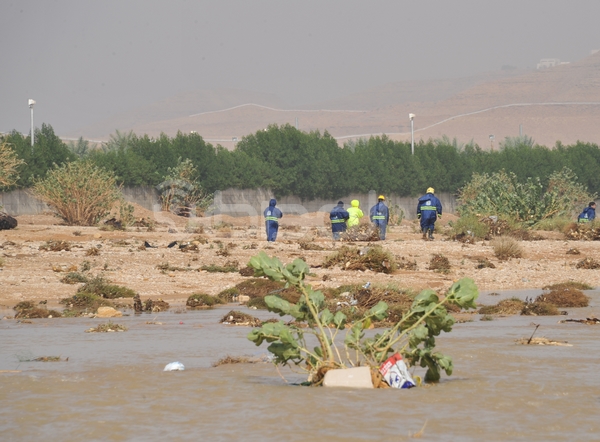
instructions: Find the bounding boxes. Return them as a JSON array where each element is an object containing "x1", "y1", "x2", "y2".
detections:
[
  {"x1": 409, "y1": 113, "x2": 415, "y2": 155},
  {"x1": 28, "y1": 99, "x2": 36, "y2": 148}
]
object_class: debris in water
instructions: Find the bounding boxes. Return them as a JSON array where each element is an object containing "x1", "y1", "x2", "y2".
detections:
[{"x1": 164, "y1": 361, "x2": 185, "y2": 371}]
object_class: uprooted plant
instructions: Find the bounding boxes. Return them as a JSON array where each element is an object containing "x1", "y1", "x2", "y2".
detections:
[{"x1": 247, "y1": 251, "x2": 478, "y2": 386}]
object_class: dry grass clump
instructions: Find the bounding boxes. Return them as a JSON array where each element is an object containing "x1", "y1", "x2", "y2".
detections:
[
  {"x1": 478, "y1": 298, "x2": 525, "y2": 315},
  {"x1": 322, "y1": 245, "x2": 396, "y2": 273},
  {"x1": 565, "y1": 248, "x2": 581, "y2": 255},
  {"x1": 212, "y1": 355, "x2": 268, "y2": 367},
  {"x1": 396, "y1": 257, "x2": 417, "y2": 270},
  {"x1": 576, "y1": 258, "x2": 600, "y2": 269},
  {"x1": 299, "y1": 241, "x2": 325, "y2": 251},
  {"x1": 78, "y1": 276, "x2": 137, "y2": 299},
  {"x1": 85, "y1": 246, "x2": 100, "y2": 256},
  {"x1": 85, "y1": 322, "x2": 127, "y2": 333},
  {"x1": 39, "y1": 240, "x2": 71, "y2": 252},
  {"x1": 239, "y1": 266, "x2": 255, "y2": 276},
  {"x1": 200, "y1": 260, "x2": 239, "y2": 273},
  {"x1": 60, "y1": 272, "x2": 89, "y2": 284},
  {"x1": 156, "y1": 262, "x2": 193, "y2": 272},
  {"x1": 475, "y1": 258, "x2": 496, "y2": 269},
  {"x1": 186, "y1": 293, "x2": 222, "y2": 309},
  {"x1": 491, "y1": 236, "x2": 523, "y2": 260},
  {"x1": 535, "y1": 288, "x2": 589, "y2": 308},
  {"x1": 233, "y1": 278, "x2": 302, "y2": 303},
  {"x1": 542, "y1": 281, "x2": 593, "y2": 291},
  {"x1": 340, "y1": 225, "x2": 380, "y2": 242},
  {"x1": 142, "y1": 298, "x2": 170, "y2": 312},
  {"x1": 212, "y1": 356, "x2": 253, "y2": 366},
  {"x1": 564, "y1": 222, "x2": 600, "y2": 240},
  {"x1": 428, "y1": 254, "x2": 451, "y2": 273},
  {"x1": 60, "y1": 292, "x2": 113, "y2": 311},
  {"x1": 220, "y1": 310, "x2": 263, "y2": 327},
  {"x1": 521, "y1": 301, "x2": 560, "y2": 316},
  {"x1": 13, "y1": 301, "x2": 62, "y2": 319}
]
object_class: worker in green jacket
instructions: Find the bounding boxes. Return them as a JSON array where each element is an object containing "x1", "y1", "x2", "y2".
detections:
[{"x1": 346, "y1": 199, "x2": 364, "y2": 228}]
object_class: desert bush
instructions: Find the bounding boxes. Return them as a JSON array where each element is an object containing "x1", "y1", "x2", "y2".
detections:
[
  {"x1": 536, "y1": 288, "x2": 589, "y2": 307},
  {"x1": 542, "y1": 281, "x2": 593, "y2": 291},
  {"x1": 186, "y1": 293, "x2": 221, "y2": 308},
  {"x1": 458, "y1": 168, "x2": 595, "y2": 226},
  {"x1": 60, "y1": 272, "x2": 89, "y2": 284},
  {"x1": 32, "y1": 161, "x2": 122, "y2": 226},
  {"x1": 78, "y1": 276, "x2": 137, "y2": 299},
  {"x1": 200, "y1": 261, "x2": 239, "y2": 273},
  {"x1": 478, "y1": 298, "x2": 525, "y2": 315},
  {"x1": 576, "y1": 258, "x2": 600, "y2": 269},
  {"x1": 491, "y1": 236, "x2": 523, "y2": 260},
  {"x1": 533, "y1": 216, "x2": 573, "y2": 232},
  {"x1": 60, "y1": 292, "x2": 113, "y2": 310},
  {"x1": 521, "y1": 301, "x2": 560, "y2": 316},
  {"x1": 157, "y1": 158, "x2": 213, "y2": 216},
  {"x1": 323, "y1": 245, "x2": 396, "y2": 273},
  {"x1": 447, "y1": 215, "x2": 489, "y2": 241},
  {"x1": 0, "y1": 140, "x2": 25, "y2": 189},
  {"x1": 429, "y1": 254, "x2": 451, "y2": 273}
]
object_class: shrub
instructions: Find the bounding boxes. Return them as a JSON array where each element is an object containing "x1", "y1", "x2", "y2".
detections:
[
  {"x1": 0, "y1": 140, "x2": 25, "y2": 189},
  {"x1": 478, "y1": 298, "x2": 525, "y2": 315},
  {"x1": 542, "y1": 281, "x2": 593, "y2": 291},
  {"x1": 60, "y1": 292, "x2": 113, "y2": 310},
  {"x1": 78, "y1": 276, "x2": 137, "y2": 299},
  {"x1": 157, "y1": 158, "x2": 213, "y2": 216},
  {"x1": 533, "y1": 216, "x2": 573, "y2": 232},
  {"x1": 186, "y1": 293, "x2": 221, "y2": 308},
  {"x1": 491, "y1": 236, "x2": 523, "y2": 260},
  {"x1": 32, "y1": 161, "x2": 122, "y2": 226},
  {"x1": 535, "y1": 289, "x2": 589, "y2": 308},
  {"x1": 60, "y1": 272, "x2": 89, "y2": 284},
  {"x1": 458, "y1": 168, "x2": 595, "y2": 226},
  {"x1": 447, "y1": 215, "x2": 488, "y2": 240},
  {"x1": 323, "y1": 245, "x2": 396, "y2": 273},
  {"x1": 521, "y1": 301, "x2": 560, "y2": 316}
]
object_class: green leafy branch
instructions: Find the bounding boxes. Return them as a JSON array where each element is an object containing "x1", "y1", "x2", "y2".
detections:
[{"x1": 247, "y1": 251, "x2": 478, "y2": 385}]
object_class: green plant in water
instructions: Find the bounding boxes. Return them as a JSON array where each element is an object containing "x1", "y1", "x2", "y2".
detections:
[{"x1": 247, "y1": 251, "x2": 478, "y2": 385}]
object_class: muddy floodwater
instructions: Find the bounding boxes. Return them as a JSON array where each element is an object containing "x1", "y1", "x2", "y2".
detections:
[{"x1": 1, "y1": 290, "x2": 600, "y2": 441}]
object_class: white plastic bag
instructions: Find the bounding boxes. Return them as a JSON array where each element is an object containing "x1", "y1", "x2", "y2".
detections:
[
  {"x1": 164, "y1": 361, "x2": 185, "y2": 371},
  {"x1": 379, "y1": 353, "x2": 415, "y2": 389}
]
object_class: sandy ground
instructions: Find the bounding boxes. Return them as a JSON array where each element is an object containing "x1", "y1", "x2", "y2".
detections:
[{"x1": 1, "y1": 207, "x2": 599, "y2": 309}]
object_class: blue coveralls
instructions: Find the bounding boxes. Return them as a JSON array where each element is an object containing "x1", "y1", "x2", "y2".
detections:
[
  {"x1": 264, "y1": 199, "x2": 283, "y2": 241},
  {"x1": 369, "y1": 201, "x2": 389, "y2": 240},
  {"x1": 578, "y1": 206, "x2": 596, "y2": 223},
  {"x1": 417, "y1": 193, "x2": 442, "y2": 238},
  {"x1": 330, "y1": 203, "x2": 350, "y2": 240}
]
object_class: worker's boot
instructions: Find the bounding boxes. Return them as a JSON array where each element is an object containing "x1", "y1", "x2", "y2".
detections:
[
  {"x1": 422, "y1": 229, "x2": 427, "y2": 240},
  {"x1": 428, "y1": 229, "x2": 434, "y2": 240}
]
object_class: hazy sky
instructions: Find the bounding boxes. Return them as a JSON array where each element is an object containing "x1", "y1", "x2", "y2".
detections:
[{"x1": 1, "y1": 0, "x2": 599, "y2": 136}]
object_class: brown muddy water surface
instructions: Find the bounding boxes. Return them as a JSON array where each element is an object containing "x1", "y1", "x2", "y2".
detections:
[{"x1": 1, "y1": 290, "x2": 600, "y2": 441}]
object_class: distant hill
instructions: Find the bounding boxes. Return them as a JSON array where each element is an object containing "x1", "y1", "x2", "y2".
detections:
[{"x1": 67, "y1": 52, "x2": 600, "y2": 149}]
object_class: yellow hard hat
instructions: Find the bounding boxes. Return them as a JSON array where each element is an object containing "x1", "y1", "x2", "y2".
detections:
[
  {"x1": 427, "y1": 187, "x2": 434, "y2": 194},
  {"x1": 378, "y1": 195, "x2": 385, "y2": 200},
  {"x1": 351, "y1": 199, "x2": 360, "y2": 207}
]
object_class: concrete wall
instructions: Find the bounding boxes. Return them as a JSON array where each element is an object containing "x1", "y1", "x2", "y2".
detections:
[
  {"x1": 214, "y1": 188, "x2": 457, "y2": 220},
  {"x1": 1, "y1": 186, "x2": 458, "y2": 220}
]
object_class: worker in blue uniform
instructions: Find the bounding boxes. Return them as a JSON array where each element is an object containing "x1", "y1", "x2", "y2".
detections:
[
  {"x1": 330, "y1": 201, "x2": 350, "y2": 240},
  {"x1": 417, "y1": 187, "x2": 442, "y2": 240},
  {"x1": 264, "y1": 198, "x2": 283, "y2": 241},
  {"x1": 578, "y1": 201, "x2": 596, "y2": 223},
  {"x1": 370, "y1": 195, "x2": 389, "y2": 240}
]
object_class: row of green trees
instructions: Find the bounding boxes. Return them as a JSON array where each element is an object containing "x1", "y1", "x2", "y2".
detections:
[{"x1": 3, "y1": 123, "x2": 600, "y2": 199}]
